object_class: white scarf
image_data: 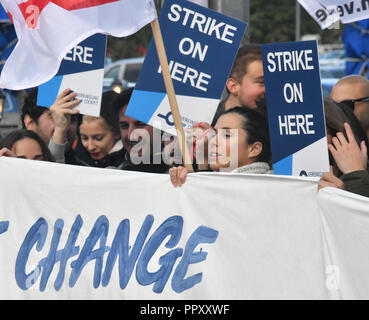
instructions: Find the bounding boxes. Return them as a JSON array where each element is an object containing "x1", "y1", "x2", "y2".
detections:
[{"x1": 232, "y1": 162, "x2": 273, "y2": 174}]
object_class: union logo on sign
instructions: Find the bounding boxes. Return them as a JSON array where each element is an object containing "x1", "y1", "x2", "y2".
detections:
[{"x1": 18, "y1": 0, "x2": 119, "y2": 29}]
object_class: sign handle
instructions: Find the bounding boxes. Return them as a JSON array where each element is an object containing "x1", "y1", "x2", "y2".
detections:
[{"x1": 150, "y1": 18, "x2": 193, "y2": 172}]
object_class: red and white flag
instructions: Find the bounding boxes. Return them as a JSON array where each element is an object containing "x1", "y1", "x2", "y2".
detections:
[{"x1": 0, "y1": 0, "x2": 157, "y2": 90}]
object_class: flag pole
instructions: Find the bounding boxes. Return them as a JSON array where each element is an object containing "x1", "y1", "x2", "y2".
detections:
[{"x1": 150, "y1": 18, "x2": 193, "y2": 172}]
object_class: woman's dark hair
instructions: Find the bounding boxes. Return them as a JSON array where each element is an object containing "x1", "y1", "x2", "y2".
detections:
[
  {"x1": 0, "y1": 129, "x2": 55, "y2": 162},
  {"x1": 112, "y1": 87, "x2": 134, "y2": 118},
  {"x1": 20, "y1": 87, "x2": 49, "y2": 128},
  {"x1": 81, "y1": 90, "x2": 120, "y2": 136},
  {"x1": 220, "y1": 106, "x2": 271, "y2": 163},
  {"x1": 98, "y1": 90, "x2": 120, "y2": 135}
]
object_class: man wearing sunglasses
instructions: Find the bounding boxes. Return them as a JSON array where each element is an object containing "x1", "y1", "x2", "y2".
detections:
[{"x1": 331, "y1": 75, "x2": 369, "y2": 140}]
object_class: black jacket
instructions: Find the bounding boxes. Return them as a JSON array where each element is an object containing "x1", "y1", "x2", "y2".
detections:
[
  {"x1": 72, "y1": 139, "x2": 126, "y2": 169},
  {"x1": 341, "y1": 169, "x2": 369, "y2": 198},
  {"x1": 120, "y1": 153, "x2": 170, "y2": 173}
]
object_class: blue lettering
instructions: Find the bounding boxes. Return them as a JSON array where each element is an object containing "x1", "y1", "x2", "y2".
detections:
[
  {"x1": 15, "y1": 218, "x2": 48, "y2": 290},
  {"x1": 53, "y1": 215, "x2": 82, "y2": 290},
  {"x1": 172, "y1": 226, "x2": 218, "y2": 293},
  {"x1": 14, "y1": 215, "x2": 218, "y2": 294},
  {"x1": 136, "y1": 216, "x2": 183, "y2": 293},
  {"x1": 155, "y1": 248, "x2": 183, "y2": 293},
  {"x1": 102, "y1": 215, "x2": 154, "y2": 289},
  {"x1": 39, "y1": 219, "x2": 63, "y2": 292},
  {"x1": 38, "y1": 215, "x2": 82, "y2": 291},
  {"x1": 69, "y1": 215, "x2": 110, "y2": 288},
  {"x1": 0, "y1": 221, "x2": 9, "y2": 235}
]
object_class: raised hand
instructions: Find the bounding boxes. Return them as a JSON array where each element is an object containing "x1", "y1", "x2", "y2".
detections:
[
  {"x1": 169, "y1": 166, "x2": 191, "y2": 188},
  {"x1": 329, "y1": 122, "x2": 367, "y2": 174},
  {"x1": 50, "y1": 89, "x2": 80, "y2": 144}
]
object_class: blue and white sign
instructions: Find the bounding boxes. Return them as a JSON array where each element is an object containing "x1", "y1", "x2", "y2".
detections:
[
  {"x1": 262, "y1": 40, "x2": 329, "y2": 177},
  {"x1": 37, "y1": 34, "x2": 107, "y2": 117},
  {"x1": 126, "y1": 0, "x2": 247, "y2": 135}
]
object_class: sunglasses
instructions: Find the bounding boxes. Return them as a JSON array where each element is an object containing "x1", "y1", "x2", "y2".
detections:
[{"x1": 340, "y1": 96, "x2": 369, "y2": 110}]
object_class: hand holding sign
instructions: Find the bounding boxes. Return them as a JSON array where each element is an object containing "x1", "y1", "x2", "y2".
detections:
[
  {"x1": 37, "y1": 34, "x2": 107, "y2": 117},
  {"x1": 50, "y1": 89, "x2": 81, "y2": 145},
  {"x1": 185, "y1": 122, "x2": 212, "y2": 168},
  {"x1": 0, "y1": 147, "x2": 16, "y2": 158}
]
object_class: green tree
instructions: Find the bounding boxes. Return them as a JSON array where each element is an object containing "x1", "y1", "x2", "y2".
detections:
[
  {"x1": 107, "y1": 0, "x2": 343, "y2": 62},
  {"x1": 249, "y1": 0, "x2": 342, "y2": 44}
]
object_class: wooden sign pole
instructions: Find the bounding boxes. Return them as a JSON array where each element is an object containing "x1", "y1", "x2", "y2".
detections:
[{"x1": 150, "y1": 18, "x2": 193, "y2": 172}]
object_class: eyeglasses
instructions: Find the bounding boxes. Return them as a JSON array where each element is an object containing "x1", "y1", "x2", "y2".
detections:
[{"x1": 340, "y1": 96, "x2": 369, "y2": 110}]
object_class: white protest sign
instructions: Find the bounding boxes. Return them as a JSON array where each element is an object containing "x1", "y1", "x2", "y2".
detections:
[
  {"x1": 37, "y1": 34, "x2": 107, "y2": 117},
  {"x1": 0, "y1": 157, "x2": 368, "y2": 299},
  {"x1": 298, "y1": 0, "x2": 369, "y2": 29}
]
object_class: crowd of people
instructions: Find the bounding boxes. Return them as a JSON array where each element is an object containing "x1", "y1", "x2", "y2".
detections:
[{"x1": 0, "y1": 44, "x2": 368, "y2": 198}]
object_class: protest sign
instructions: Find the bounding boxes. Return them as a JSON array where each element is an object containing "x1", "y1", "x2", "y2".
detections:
[
  {"x1": 298, "y1": 0, "x2": 369, "y2": 29},
  {"x1": 126, "y1": 0, "x2": 247, "y2": 135},
  {"x1": 37, "y1": 33, "x2": 107, "y2": 117},
  {"x1": 0, "y1": 157, "x2": 369, "y2": 299},
  {"x1": 262, "y1": 40, "x2": 329, "y2": 177}
]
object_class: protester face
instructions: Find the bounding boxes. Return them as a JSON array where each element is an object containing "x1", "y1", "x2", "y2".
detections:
[
  {"x1": 119, "y1": 105, "x2": 153, "y2": 160},
  {"x1": 11, "y1": 137, "x2": 45, "y2": 160},
  {"x1": 209, "y1": 113, "x2": 253, "y2": 171},
  {"x1": 236, "y1": 60, "x2": 265, "y2": 109},
  {"x1": 26, "y1": 110, "x2": 55, "y2": 144},
  {"x1": 79, "y1": 117, "x2": 118, "y2": 160}
]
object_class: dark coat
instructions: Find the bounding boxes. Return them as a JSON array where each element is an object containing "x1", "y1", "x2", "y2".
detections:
[
  {"x1": 341, "y1": 169, "x2": 369, "y2": 198},
  {"x1": 72, "y1": 139, "x2": 125, "y2": 169}
]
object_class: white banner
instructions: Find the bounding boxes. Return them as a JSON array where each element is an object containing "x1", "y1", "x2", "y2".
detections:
[
  {"x1": 0, "y1": 157, "x2": 368, "y2": 299},
  {"x1": 298, "y1": 0, "x2": 369, "y2": 29}
]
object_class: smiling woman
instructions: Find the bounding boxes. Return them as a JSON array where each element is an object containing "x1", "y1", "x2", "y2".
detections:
[
  {"x1": 79, "y1": 117, "x2": 121, "y2": 162},
  {"x1": 169, "y1": 107, "x2": 273, "y2": 187},
  {"x1": 209, "y1": 106, "x2": 272, "y2": 173},
  {"x1": 0, "y1": 129, "x2": 54, "y2": 161},
  {"x1": 75, "y1": 91, "x2": 125, "y2": 169}
]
